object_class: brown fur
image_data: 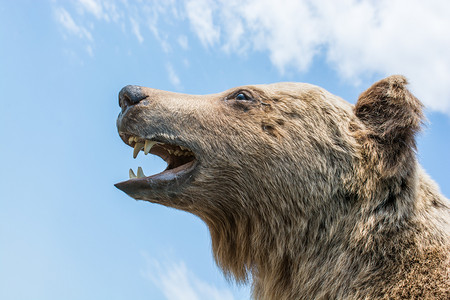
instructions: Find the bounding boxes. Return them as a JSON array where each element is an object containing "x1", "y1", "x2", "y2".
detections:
[{"x1": 116, "y1": 75, "x2": 449, "y2": 299}]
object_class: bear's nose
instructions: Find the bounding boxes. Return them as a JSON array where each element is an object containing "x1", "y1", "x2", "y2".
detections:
[{"x1": 118, "y1": 85, "x2": 148, "y2": 108}]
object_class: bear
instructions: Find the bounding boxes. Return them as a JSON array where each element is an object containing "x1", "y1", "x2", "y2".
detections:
[{"x1": 115, "y1": 75, "x2": 449, "y2": 299}]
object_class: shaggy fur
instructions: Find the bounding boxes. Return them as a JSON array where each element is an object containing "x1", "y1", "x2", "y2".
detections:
[{"x1": 116, "y1": 75, "x2": 449, "y2": 299}]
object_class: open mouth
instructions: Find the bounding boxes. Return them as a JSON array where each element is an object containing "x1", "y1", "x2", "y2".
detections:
[{"x1": 115, "y1": 133, "x2": 198, "y2": 194}]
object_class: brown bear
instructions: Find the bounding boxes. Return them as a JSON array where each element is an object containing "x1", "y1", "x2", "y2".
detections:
[{"x1": 115, "y1": 75, "x2": 449, "y2": 299}]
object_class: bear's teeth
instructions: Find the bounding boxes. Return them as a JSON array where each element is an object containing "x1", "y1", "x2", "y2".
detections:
[
  {"x1": 133, "y1": 142, "x2": 144, "y2": 159},
  {"x1": 144, "y1": 140, "x2": 157, "y2": 155},
  {"x1": 129, "y1": 167, "x2": 146, "y2": 179},
  {"x1": 128, "y1": 136, "x2": 140, "y2": 144},
  {"x1": 137, "y1": 167, "x2": 145, "y2": 178},
  {"x1": 129, "y1": 137, "x2": 193, "y2": 158}
]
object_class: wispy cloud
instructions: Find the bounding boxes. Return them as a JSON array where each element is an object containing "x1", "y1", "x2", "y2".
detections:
[
  {"x1": 166, "y1": 63, "x2": 182, "y2": 88},
  {"x1": 130, "y1": 17, "x2": 144, "y2": 43},
  {"x1": 76, "y1": 0, "x2": 121, "y2": 22},
  {"x1": 52, "y1": 0, "x2": 450, "y2": 114},
  {"x1": 86, "y1": 45, "x2": 94, "y2": 57},
  {"x1": 142, "y1": 255, "x2": 236, "y2": 300},
  {"x1": 178, "y1": 35, "x2": 189, "y2": 50},
  {"x1": 78, "y1": 0, "x2": 104, "y2": 20},
  {"x1": 185, "y1": 0, "x2": 220, "y2": 47},
  {"x1": 54, "y1": 7, "x2": 93, "y2": 41}
]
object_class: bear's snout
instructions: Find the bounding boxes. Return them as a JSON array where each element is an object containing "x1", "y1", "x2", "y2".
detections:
[{"x1": 118, "y1": 85, "x2": 148, "y2": 110}]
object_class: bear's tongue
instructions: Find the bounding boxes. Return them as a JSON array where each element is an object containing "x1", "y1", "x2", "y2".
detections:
[{"x1": 126, "y1": 136, "x2": 196, "y2": 179}]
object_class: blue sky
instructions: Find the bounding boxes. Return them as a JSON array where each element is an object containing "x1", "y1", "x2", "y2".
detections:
[{"x1": 0, "y1": 1, "x2": 449, "y2": 299}]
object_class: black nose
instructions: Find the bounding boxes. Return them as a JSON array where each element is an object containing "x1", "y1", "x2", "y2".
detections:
[{"x1": 118, "y1": 85, "x2": 148, "y2": 108}]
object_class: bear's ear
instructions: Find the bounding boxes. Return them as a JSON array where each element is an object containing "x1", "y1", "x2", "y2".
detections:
[{"x1": 354, "y1": 75, "x2": 424, "y2": 174}]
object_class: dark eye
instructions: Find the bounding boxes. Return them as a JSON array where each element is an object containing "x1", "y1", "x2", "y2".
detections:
[{"x1": 235, "y1": 92, "x2": 251, "y2": 101}]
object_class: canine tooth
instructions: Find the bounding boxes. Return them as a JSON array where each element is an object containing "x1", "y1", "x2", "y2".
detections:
[
  {"x1": 128, "y1": 137, "x2": 134, "y2": 144},
  {"x1": 133, "y1": 142, "x2": 144, "y2": 158},
  {"x1": 167, "y1": 150, "x2": 173, "y2": 154},
  {"x1": 144, "y1": 140, "x2": 157, "y2": 155},
  {"x1": 129, "y1": 168, "x2": 136, "y2": 179},
  {"x1": 137, "y1": 167, "x2": 145, "y2": 178}
]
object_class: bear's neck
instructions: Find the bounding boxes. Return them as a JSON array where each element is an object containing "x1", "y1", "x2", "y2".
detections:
[
  {"x1": 207, "y1": 194, "x2": 358, "y2": 298},
  {"x1": 250, "y1": 180, "x2": 446, "y2": 299},
  {"x1": 250, "y1": 205, "x2": 356, "y2": 299},
  {"x1": 208, "y1": 175, "x2": 446, "y2": 299}
]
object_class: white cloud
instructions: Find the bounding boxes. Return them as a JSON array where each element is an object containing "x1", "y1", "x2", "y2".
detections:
[
  {"x1": 76, "y1": 0, "x2": 122, "y2": 22},
  {"x1": 317, "y1": 0, "x2": 450, "y2": 113},
  {"x1": 130, "y1": 17, "x2": 144, "y2": 43},
  {"x1": 234, "y1": 0, "x2": 323, "y2": 72},
  {"x1": 185, "y1": 0, "x2": 220, "y2": 47},
  {"x1": 142, "y1": 257, "x2": 236, "y2": 300},
  {"x1": 140, "y1": 2, "x2": 174, "y2": 53},
  {"x1": 54, "y1": 7, "x2": 93, "y2": 41},
  {"x1": 78, "y1": 0, "x2": 105, "y2": 20},
  {"x1": 166, "y1": 63, "x2": 182, "y2": 88},
  {"x1": 182, "y1": 0, "x2": 450, "y2": 114},
  {"x1": 53, "y1": 0, "x2": 177, "y2": 55},
  {"x1": 52, "y1": 0, "x2": 450, "y2": 114},
  {"x1": 86, "y1": 45, "x2": 94, "y2": 57},
  {"x1": 178, "y1": 35, "x2": 189, "y2": 50}
]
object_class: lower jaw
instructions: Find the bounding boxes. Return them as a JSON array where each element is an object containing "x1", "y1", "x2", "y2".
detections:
[{"x1": 114, "y1": 160, "x2": 198, "y2": 200}]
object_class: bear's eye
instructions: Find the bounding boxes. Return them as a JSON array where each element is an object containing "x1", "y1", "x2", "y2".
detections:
[
  {"x1": 235, "y1": 93, "x2": 247, "y2": 100},
  {"x1": 234, "y1": 92, "x2": 252, "y2": 101}
]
